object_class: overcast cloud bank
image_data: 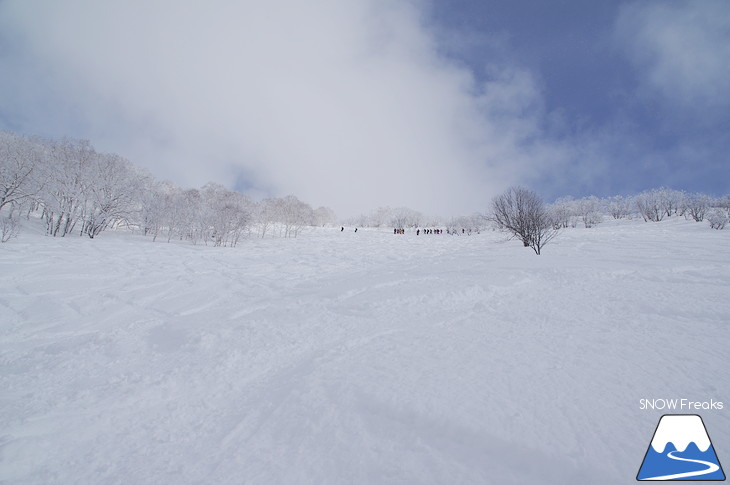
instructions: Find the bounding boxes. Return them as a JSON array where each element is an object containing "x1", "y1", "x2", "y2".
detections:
[{"x1": 0, "y1": 1, "x2": 727, "y2": 216}]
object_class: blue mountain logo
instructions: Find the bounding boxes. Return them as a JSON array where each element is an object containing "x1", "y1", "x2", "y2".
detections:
[{"x1": 637, "y1": 414, "x2": 725, "y2": 481}]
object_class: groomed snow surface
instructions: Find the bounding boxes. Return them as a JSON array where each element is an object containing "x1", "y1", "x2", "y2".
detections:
[{"x1": 1, "y1": 218, "x2": 729, "y2": 484}]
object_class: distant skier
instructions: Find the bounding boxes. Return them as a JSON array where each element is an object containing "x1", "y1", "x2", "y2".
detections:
[
  {"x1": 355, "y1": 228, "x2": 357, "y2": 233},
  {"x1": 341, "y1": 226, "x2": 344, "y2": 232}
]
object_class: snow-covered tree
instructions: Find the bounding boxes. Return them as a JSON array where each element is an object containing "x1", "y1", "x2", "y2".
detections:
[
  {"x1": 0, "y1": 129, "x2": 332, "y2": 245},
  {"x1": 0, "y1": 131, "x2": 44, "y2": 213},
  {"x1": 576, "y1": 196, "x2": 603, "y2": 228},
  {"x1": 606, "y1": 195, "x2": 632, "y2": 220},
  {"x1": 41, "y1": 139, "x2": 98, "y2": 236},
  {"x1": 81, "y1": 153, "x2": 141, "y2": 238},
  {"x1": 683, "y1": 193, "x2": 711, "y2": 222},
  {"x1": 135, "y1": 179, "x2": 166, "y2": 239},
  {"x1": 368, "y1": 207, "x2": 393, "y2": 227},
  {"x1": 313, "y1": 206, "x2": 337, "y2": 227},
  {"x1": 444, "y1": 214, "x2": 481, "y2": 234},
  {"x1": 275, "y1": 195, "x2": 313, "y2": 238},
  {"x1": 549, "y1": 197, "x2": 574, "y2": 229},
  {"x1": 180, "y1": 188, "x2": 205, "y2": 243},
  {"x1": 256, "y1": 198, "x2": 291, "y2": 238},
  {"x1": 201, "y1": 183, "x2": 252, "y2": 246},
  {"x1": 635, "y1": 189, "x2": 665, "y2": 222},
  {"x1": 658, "y1": 188, "x2": 685, "y2": 217},
  {"x1": 1, "y1": 215, "x2": 19, "y2": 242},
  {"x1": 718, "y1": 195, "x2": 730, "y2": 215},
  {"x1": 707, "y1": 209, "x2": 728, "y2": 230},
  {"x1": 390, "y1": 207, "x2": 422, "y2": 229}
]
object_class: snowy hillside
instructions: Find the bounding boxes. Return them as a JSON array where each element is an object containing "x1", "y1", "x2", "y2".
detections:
[{"x1": 1, "y1": 218, "x2": 729, "y2": 484}]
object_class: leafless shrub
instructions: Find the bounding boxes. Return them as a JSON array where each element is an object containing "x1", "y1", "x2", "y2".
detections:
[
  {"x1": 635, "y1": 189, "x2": 665, "y2": 222},
  {"x1": 1, "y1": 215, "x2": 19, "y2": 242},
  {"x1": 683, "y1": 193, "x2": 711, "y2": 222},
  {"x1": 491, "y1": 186, "x2": 559, "y2": 255},
  {"x1": 607, "y1": 195, "x2": 632, "y2": 219},
  {"x1": 707, "y1": 209, "x2": 727, "y2": 230}
]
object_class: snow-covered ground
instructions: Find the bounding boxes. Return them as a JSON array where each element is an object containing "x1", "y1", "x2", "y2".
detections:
[{"x1": 1, "y1": 218, "x2": 728, "y2": 484}]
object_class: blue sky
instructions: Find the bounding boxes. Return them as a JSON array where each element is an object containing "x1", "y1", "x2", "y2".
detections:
[
  {"x1": 430, "y1": 1, "x2": 625, "y2": 123},
  {"x1": 0, "y1": 0, "x2": 728, "y2": 216},
  {"x1": 427, "y1": 0, "x2": 730, "y2": 200}
]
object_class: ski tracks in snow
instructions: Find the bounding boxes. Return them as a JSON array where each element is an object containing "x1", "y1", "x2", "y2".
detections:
[{"x1": 1, "y1": 221, "x2": 729, "y2": 484}]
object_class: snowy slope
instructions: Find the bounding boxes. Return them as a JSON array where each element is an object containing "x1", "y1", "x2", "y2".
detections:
[{"x1": 1, "y1": 218, "x2": 729, "y2": 484}]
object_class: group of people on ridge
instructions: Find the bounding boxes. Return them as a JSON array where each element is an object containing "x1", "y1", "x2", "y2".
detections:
[
  {"x1": 341, "y1": 227, "x2": 470, "y2": 235},
  {"x1": 393, "y1": 228, "x2": 468, "y2": 235}
]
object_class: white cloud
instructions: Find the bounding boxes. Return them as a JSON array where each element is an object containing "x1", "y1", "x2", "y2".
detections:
[
  {"x1": 0, "y1": 0, "x2": 561, "y2": 217},
  {"x1": 615, "y1": 1, "x2": 730, "y2": 113}
]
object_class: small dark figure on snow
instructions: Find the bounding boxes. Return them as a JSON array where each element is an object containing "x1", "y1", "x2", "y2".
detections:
[{"x1": 341, "y1": 226, "x2": 344, "y2": 232}]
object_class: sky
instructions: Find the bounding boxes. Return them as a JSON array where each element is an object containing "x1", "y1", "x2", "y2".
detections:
[{"x1": 0, "y1": 0, "x2": 728, "y2": 218}]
